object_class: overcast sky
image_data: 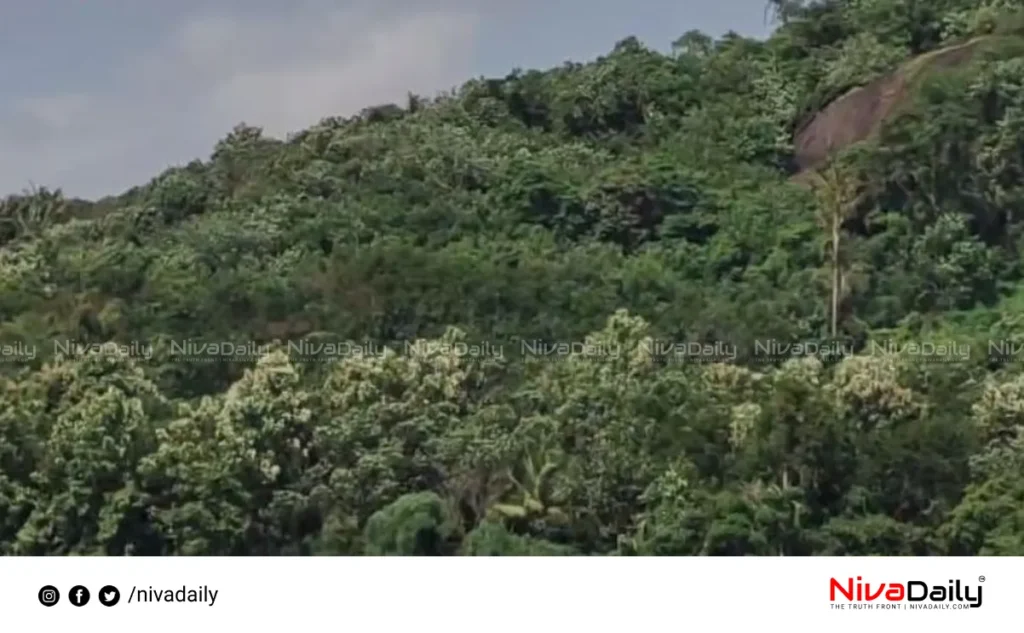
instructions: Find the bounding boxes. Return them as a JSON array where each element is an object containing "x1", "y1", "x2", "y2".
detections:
[{"x1": 0, "y1": 0, "x2": 773, "y2": 199}]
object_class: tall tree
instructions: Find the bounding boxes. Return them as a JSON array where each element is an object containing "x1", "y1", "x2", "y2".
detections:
[{"x1": 809, "y1": 163, "x2": 861, "y2": 338}]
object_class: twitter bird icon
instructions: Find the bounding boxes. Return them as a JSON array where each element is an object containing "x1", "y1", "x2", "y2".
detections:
[{"x1": 99, "y1": 586, "x2": 120, "y2": 607}]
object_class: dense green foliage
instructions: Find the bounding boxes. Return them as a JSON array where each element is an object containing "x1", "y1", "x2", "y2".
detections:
[{"x1": 5, "y1": 0, "x2": 1024, "y2": 555}]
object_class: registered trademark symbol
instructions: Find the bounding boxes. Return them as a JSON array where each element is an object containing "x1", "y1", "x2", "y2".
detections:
[{"x1": 979, "y1": 576, "x2": 986, "y2": 583}]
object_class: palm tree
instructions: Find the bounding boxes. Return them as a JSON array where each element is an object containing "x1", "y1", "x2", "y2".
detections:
[
  {"x1": 809, "y1": 163, "x2": 861, "y2": 338},
  {"x1": 487, "y1": 445, "x2": 569, "y2": 528},
  {"x1": 0, "y1": 184, "x2": 66, "y2": 242}
]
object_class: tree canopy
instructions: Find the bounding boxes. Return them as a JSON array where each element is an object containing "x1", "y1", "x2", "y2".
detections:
[{"x1": 4, "y1": 0, "x2": 1024, "y2": 555}]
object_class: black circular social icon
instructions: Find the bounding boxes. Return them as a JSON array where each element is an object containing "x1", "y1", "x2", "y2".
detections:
[
  {"x1": 38, "y1": 585, "x2": 60, "y2": 607},
  {"x1": 69, "y1": 585, "x2": 90, "y2": 606},
  {"x1": 98, "y1": 585, "x2": 120, "y2": 606}
]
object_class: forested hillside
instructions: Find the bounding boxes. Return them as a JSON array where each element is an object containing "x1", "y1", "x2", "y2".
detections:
[{"x1": 4, "y1": 0, "x2": 1024, "y2": 555}]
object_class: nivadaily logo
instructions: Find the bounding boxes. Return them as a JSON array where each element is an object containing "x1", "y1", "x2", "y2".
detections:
[{"x1": 830, "y1": 576, "x2": 984, "y2": 610}]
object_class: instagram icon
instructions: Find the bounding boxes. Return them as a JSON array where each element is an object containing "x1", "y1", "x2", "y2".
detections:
[{"x1": 38, "y1": 585, "x2": 60, "y2": 607}]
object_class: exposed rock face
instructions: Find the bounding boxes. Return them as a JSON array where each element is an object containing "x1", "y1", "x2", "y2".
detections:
[{"x1": 792, "y1": 38, "x2": 988, "y2": 173}]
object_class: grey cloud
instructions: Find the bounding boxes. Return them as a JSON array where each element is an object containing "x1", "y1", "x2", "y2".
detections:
[{"x1": 0, "y1": 2, "x2": 480, "y2": 198}]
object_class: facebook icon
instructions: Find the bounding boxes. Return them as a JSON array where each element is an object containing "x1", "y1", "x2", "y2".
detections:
[{"x1": 69, "y1": 585, "x2": 90, "y2": 607}]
